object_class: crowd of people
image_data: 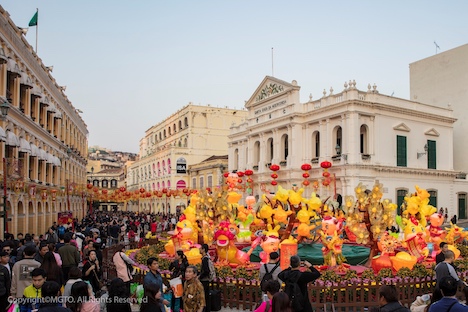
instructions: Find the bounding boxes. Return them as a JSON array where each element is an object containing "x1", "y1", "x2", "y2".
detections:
[{"x1": 0, "y1": 209, "x2": 467, "y2": 312}]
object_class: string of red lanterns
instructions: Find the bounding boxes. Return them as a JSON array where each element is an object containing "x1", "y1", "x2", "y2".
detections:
[{"x1": 269, "y1": 164, "x2": 280, "y2": 185}]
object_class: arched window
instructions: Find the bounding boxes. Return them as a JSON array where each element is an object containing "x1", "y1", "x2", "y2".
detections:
[
  {"x1": 167, "y1": 159, "x2": 171, "y2": 174},
  {"x1": 458, "y1": 193, "x2": 467, "y2": 220},
  {"x1": 163, "y1": 130, "x2": 166, "y2": 138},
  {"x1": 207, "y1": 176, "x2": 213, "y2": 187},
  {"x1": 192, "y1": 178, "x2": 196, "y2": 188},
  {"x1": 396, "y1": 188, "x2": 408, "y2": 215},
  {"x1": 313, "y1": 131, "x2": 320, "y2": 158},
  {"x1": 162, "y1": 160, "x2": 166, "y2": 174},
  {"x1": 159, "y1": 132, "x2": 162, "y2": 140},
  {"x1": 334, "y1": 126, "x2": 342, "y2": 154},
  {"x1": 167, "y1": 180, "x2": 171, "y2": 188},
  {"x1": 152, "y1": 183, "x2": 155, "y2": 190},
  {"x1": 162, "y1": 181, "x2": 166, "y2": 188},
  {"x1": 179, "y1": 120, "x2": 182, "y2": 130},
  {"x1": 184, "y1": 138, "x2": 188, "y2": 147},
  {"x1": 173, "y1": 123, "x2": 176, "y2": 133},
  {"x1": 168, "y1": 127, "x2": 171, "y2": 135},
  {"x1": 428, "y1": 190, "x2": 437, "y2": 208},
  {"x1": 184, "y1": 117, "x2": 188, "y2": 128},
  {"x1": 157, "y1": 182, "x2": 160, "y2": 190},
  {"x1": 282, "y1": 134, "x2": 289, "y2": 161},
  {"x1": 254, "y1": 141, "x2": 260, "y2": 165},
  {"x1": 200, "y1": 177, "x2": 204, "y2": 189},
  {"x1": 266, "y1": 138, "x2": 273, "y2": 163},
  {"x1": 360, "y1": 125, "x2": 368, "y2": 154}
]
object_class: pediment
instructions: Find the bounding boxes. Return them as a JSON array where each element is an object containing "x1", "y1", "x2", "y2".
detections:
[
  {"x1": 425, "y1": 128, "x2": 440, "y2": 137},
  {"x1": 393, "y1": 123, "x2": 411, "y2": 132},
  {"x1": 245, "y1": 76, "x2": 297, "y2": 108}
]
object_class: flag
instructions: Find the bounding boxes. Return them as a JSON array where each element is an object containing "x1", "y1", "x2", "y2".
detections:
[{"x1": 28, "y1": 11, "x2": 38, "y2": 27}]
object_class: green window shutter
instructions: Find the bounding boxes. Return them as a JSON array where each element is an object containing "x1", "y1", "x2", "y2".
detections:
[
  {"x1": 397, "y1": 136, "x2": 407, "y2": 167},
  {"x1": 427, "y1": 140, "x2": 436, "y2": 169}
]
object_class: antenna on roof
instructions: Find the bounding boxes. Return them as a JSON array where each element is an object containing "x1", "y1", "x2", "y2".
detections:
[{"x1": 434, "y1": 41, "x2": 440, "y2": 54}]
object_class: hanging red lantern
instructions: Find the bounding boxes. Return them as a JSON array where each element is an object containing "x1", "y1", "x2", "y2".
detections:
[
  {"x1": 271, "y1": 173, "x2": 278, "y2": 179},
  {"x1": 237, "y1": 178, "x2": 242, "y2": 183},
  {"x1": 146, "y1": 192, "x2": 152, "y2": 198},
  {"x1": 237, "y1": 171, "x2": 244, "y2": 177},
  {"x1": 223, "y1": 172, "x2": 230, "y2": 178},
  {"x1": 270, "y1": 164, "x2": 280, "y2": 171},
  {"x1": 102, "y1": 189, "x2": 108, "y2": 195},
  {"x1": 320, "y1": 161, "x2": 332, "y2": 169},
  {"x1": 87, "y1": 183, "x2": 93, "y2": 190},
  {"x1": 302, "y1": 172, "x2": 310, "y2": 179},
  {"x1": 271, "y1": 180, "x2": 278, "y2": 186},
  {"x1": 322, "y1": 171, "x2": 330, "y2": 178},
  {"x1": 302, "y1": 180, "x2": 311, "y2": 186},
  {"x1": 322, "y1": 178, "x2": 331, "y2": 186},
  {"x1": 301, "y1": 164, "x2": 312, "y2": 171},
  {"x1": 120, "y1": 186, "x2": 126, "y2": 192},
  {"x1": 94, "y1": 187, "x2": 99, "y2": 193},
  {"x1": 139, "y1": 187, "x2": 145, "y2": 193},
  {"x1": 244, "y1": 169, "x2": 253, "y2": 176},
  {"x1": 246, "y1": 178, "x2": 253, "y2": 183},
  {"x1": 162, "y1": 188, "x2": 168, "y2": 194}
]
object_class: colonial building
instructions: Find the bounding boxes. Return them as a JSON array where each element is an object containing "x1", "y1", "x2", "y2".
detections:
[
  {"x1": 188, "y1": 155, "x2": 228, "y2": 191},
  {"x1": 0, "y1": 6, "x2": 88, "y2": 237},
  {"x1": 127, "y1": 104, "x2": 247, "y2": 213},
  {"x1": 229, "y1": 76, "x2": 467, "y2": 217}
]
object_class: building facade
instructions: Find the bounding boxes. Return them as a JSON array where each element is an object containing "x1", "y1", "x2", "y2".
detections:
[
  {"x1": 229, "y1": 76, "x2": 467, "y2": 218},
  {"x1": 0, "y1": 6, "x2": 88, "y2": 237},
  {"x1": 188, "y1": 155, "x2": 228, "y2": 192},
  {"x1": 127, "y1": 104, "x2": 247, "y2": 213}
]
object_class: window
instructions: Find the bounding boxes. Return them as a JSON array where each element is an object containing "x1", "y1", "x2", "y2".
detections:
[
  {"x1": 335, "y1": 127, "x2": 342, "y2": 153},
  {"x1": 184, "y1": 117, "x2": 188, "y2": 128},
  {"x1": 396, "y1": 135, "x2": 407, "y2": 167},
  {"x1": 427, "y1": 140, "x2": 436, "y2": 169},
  {"x1": 234, "y1": 149, "x2": 239, "y2": 170},
  {"x1": 200, "y1": 177, "x2": 204, "y2": 189},
  {"x1": 313, "y1": 131, "x2": 320, "y2": 158},
  {"x1": 396, "y1": 189, "x2": 407, "y2": 215},
  {"x1": 283, "y1": 134, "x2": 289, "y2": 160},
  {"x1": 207, "y1": 176, "x2": 213, "y2": 188},
  {"x1": 192, "y1": 178, "x2": 196, "y2": 188},
  {"x1": 428, "y1": 190, "x2": 437, "y2": 208},
  {"x1": 111, "y1": 179, "x2": 117, "y2": 188},
  {"x1": 179, "y1": 120, "x2": 182, "y2": 130},
  {"x1": 459, "y1": 193, "x2": 467, "y2": 220},
  {"x1": 254, "y1": 141, "x2": 260, "y2": 165},
  {"x1": 102, "y1": 180, "x2": 108, "y2": 188},
  {"x1": 360, "y1": 125, "x2": 368, "y2": 154},
  {"x1": 267, "y1": 138, "x2": 273, "y2": 163}
]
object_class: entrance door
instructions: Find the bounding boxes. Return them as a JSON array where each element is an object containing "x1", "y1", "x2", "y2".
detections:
[{"x1": 459, "y1": 194, "x2": 467, "y2": 220}]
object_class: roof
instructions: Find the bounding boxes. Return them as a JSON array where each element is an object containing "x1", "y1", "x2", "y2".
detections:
[{"x1": 202, "y1": 155, "x2": 228, "y2": 162}]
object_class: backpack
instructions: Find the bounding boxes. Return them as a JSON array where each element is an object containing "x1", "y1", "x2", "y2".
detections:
[
  {"x1": 206, "y1": 255, "x2": 216, "y2": 281},
  {"x1": 260, "y1": 263, "x2": 280, "y2": 292},
  {"x1": 284, "y1": 272, "x2": 304, "y2": 312}
]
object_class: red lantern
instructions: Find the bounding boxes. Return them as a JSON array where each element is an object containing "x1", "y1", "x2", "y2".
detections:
[
  {"x1": 302, "y1": 173, "x2": 310, "y2": 179},
  {"x1": 301, "y1": 164, "x2": 312, "y2": 171},
  {"x1": 206, "y1": 187, "x2": 211, "y2": 193},
  {"x1": 302, "y1": 180, "x2": 310, "y2": 186},
  {"x1": 139, "y1": 187, "x2": 145, "y2": 193},
  {"x1": 162, "y1": 188, "x2": 168, "y2": 194},
  {"x1": 320, "y1": 161, "x2": 332, "y2": 169},
  {"x1": 322, "y1": 178, "x2": 331, "y2": 186},
  {"x1": 183, "y1": 188, "x2": 188, "y2": 194},
  {"x1": 146, "y1": 192, "x2": 152, "y2": 198},
  {"x1": 237, "y1": 178, "x2": 242, "y2": 183},
  {"x1": 322, "y1": 171, "x2": 330, "y2": 178},
  {"x1": 157, "y1": 192, "x2": 163, "y2": 198},
  {"x1": 244, "y1": 169, "x2": 253, "y2": 176},
  {"x1": 237, "y1": 171, "x2": 244, "y2": 177},
  {"x1": 223, "y1": 172, "x2": 229, "y2": 178},
  {"x1": 102, "y1": 189, "x2": 108, "y2": 195},
  {"x1": 270, "y1": 164, "x2": 280, "y2": 171},
  {"x1": 246, "y1": 178, "x2": 253, "y2": 183},
  {"x1": 120, "y1": 186, "x2": 126, "y2": 192},
  {"x1": 94, "y1": 187, "x2": 99, "y2": 193},
  {"x1": 87, "y1": 183, "x2": 93, "y2": 190},
  {"x1": 271, "y1": 173, "x2": 278, "y2": 179},
  {"x1": 271, "y1": 180, "x2": 278, "y2": 186}
]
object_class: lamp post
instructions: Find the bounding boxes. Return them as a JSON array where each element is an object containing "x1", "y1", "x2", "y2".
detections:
[{"x1": 0, "y1": 100, "x2": 10, "y2": 238}]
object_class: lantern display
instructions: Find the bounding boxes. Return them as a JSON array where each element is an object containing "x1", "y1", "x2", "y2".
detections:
[
  {"x1": 244, "y1": 169, "x2": 254, "y2": 195},
  {"x1": 269, "y1": 164, "x2": 280, "y2": 185},
  {"x1": 301, "y1": 163, "x2": 312, "y2": 186},
  {"x1": 320, "y1": 161, "x2": 332, "y2": 187}
]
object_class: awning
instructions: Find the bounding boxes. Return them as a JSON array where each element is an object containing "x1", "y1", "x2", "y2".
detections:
[
  {"x1": 46, "y1": 153, "x2": 54, "y2": 164},
  {"x1": 53, "y1": 156, "x2": 61, "y2": 166},
  {"x1": 19, "y1": 138, "x2": 31, "y2": 153},
  {"x1": 20, "y1": 74, "x2": 33, "y2": 88},
  {"x1": 30, "y1": 143, "x2": 39, "y2": 157},
  {"x1": 5, "y1": 131, "x2": 19, "y2": 147},
  {"x1": 0, "y1": 127, "x2": 6, "y2": 141},
  {"x1": 7, "y1": 58, "x2": 21, "y2": 77},
  {"x1": 38, "y1": 148, "x2": 47, "y2": 160}
]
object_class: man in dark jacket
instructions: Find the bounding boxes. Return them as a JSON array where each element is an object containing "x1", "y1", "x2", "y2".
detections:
[
  {"x1": 377, "y1": 285, "x2": 410, "y2": 312},
  {"x1": 57, "y1": 233, "x2": 80, "y2": 283},
  {"x1": 278, "y1": 255, "x2": 321, "y2": 312},
  {"x1": 199, "y1": 244, "x2": 211, "y2": 312}
]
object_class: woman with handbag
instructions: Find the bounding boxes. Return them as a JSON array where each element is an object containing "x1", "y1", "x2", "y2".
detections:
[
  {"x1": 169, "y1": 250, "x2": 189, "y2": 312},
  {"x1": 113, "y1": 244, "x2": 136, "y2": 295},
  {"x1": 82, "y1": 250, "x2": 102, "y2": 294}
]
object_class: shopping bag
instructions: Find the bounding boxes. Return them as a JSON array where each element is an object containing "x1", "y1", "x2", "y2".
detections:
[
  {"x1": 169, "y1": 277, "x2": 183, "y2": 298},
  {"x1": 130, "y1": 282, "x2": 139, "y2": 295}
]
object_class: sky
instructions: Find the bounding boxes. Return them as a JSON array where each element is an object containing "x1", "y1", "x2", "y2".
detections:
[{"x1": 2, "y1": 1, "x2": 468, "y2": 153}]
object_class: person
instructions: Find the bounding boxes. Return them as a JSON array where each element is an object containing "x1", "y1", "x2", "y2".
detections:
[
  {"x1": 376, "y1": 285, "x2": 410, "y2": 312},
  {"x1": 271, "y1": 291, "x2": 292, "y2": 312},
  {"x1": 0, "y1": 250, "x2": 12, "y2": 277},
  {"x1": 67, "y1": 281, "x2": 100, "y2": 312},
  {"x1": 11, "y1": 245, "x2": 41, "y2": 298},
  {"x1": 451, "y1": 215, "x2": 458, "y2": 225},
  {"x1": 38, "y1": 281, "x2": 72, "y2": 312},
  {"x1": 254, "y1": 280, "x2": 280, "y2": 312},
  {"x1": 82, "y1": 250, "x2": 101, "y2": 293},
  {"x1": 0, "y1": 252, "x2": 11, "y2": 312},
  {"x1": 434, "y1": 250, "x2": 468, "y2": 301},
  {"x1": 428, "y1": 276, "x2": 468, "y2": 312},
  {"x1": 58, "y1": 233, "x2": 80, "y2": 283},
  {"x1": 112, "y1": 244, "x2": 136, "y2": 294},
  {"x1": 140, "y1": 283, "x2": 165, "y2": 312},
  {"x1": 16, "y1": 234, "x2": 36, "y2": 262},
  {"x1": 45, "y1": 228, "x2": 58, "y2": 244},
  {"x1": 21, "y1": 268, "x2": 47, "y2": 312},
  {"x1": 259, "y1": 251, "x2": 282, "y2": 292},
  {"x1": 182, "y1": 265, "x2": 205, "y2": 312},
  {"x1": 63, "y1": 267, "x2": 88, "y2": 298},
  {"x1": 278, "y1": 256, "x2": 321, "y2": 312},
  {"x1": 35, "y1": 242, "x2": 49, "y2": 264},
  {"x1": 410, "y1": 293, "x2": 432, "y2": 312},
  {"x1": 169, "y1": 250, "x2": 189, "y2": 280},
  {"x1": 436, "y1": 242, "x2": 449, "y2": 264},
  {"x1": 142, "y1": 257, "x2": 169, "y2": 306},
  {"x1": 106, "y1": 278, "x2": 132, "y2": 312},
  {"x1": 199, "y1": 244, "x2": 211, "y2": 312},
  {"x1": 40, "y1": 251, "x2": 64, "y2": 286}
]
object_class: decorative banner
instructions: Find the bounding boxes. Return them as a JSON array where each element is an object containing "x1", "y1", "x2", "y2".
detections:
[
  {"x1": 14, "y1": 179, "x2": 24, "y2": 193},
  {"x1": 58, "y1": 212, "x2": 73, "y2": 225},
  {"x1": 51, "y1": 189, "x2": 57, "y2": 201},
  {"x1": 280, "y1": 243, "x2": 298, "y2": 270},
  {"x1": 41, "y1": 189, "x2": 48, "y2": 201},
  {"x1": 29, "y1": 184, "x2": 36, "y2": 198}
]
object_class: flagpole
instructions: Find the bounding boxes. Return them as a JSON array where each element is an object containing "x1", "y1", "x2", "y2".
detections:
[{"x1": 35, "y1": 8, "x2": 38, "y2": 53}]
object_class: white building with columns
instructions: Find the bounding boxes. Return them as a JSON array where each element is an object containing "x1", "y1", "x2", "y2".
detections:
[{"x1": 229, "y1": 76, "x2": 468, "y2": 218}]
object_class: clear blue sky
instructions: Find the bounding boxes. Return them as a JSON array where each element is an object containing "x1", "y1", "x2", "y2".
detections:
[{"x1": 2, "y1": 1, "x2": 467, "y2": 153}]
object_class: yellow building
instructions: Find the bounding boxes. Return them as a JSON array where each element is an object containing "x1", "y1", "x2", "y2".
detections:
[
  {"x1": 127, "y1": 103, "x2": 246, "y2": 213},
  {"x1": 0, "y1": 6, "x2": 88, "y2": 237}
]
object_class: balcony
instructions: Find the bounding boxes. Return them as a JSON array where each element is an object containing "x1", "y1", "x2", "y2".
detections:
[
  {"x1": 279, "y1": 160, "x2": 287, "y2": 166},
  {"x1": 311, "y1": 157, "x2": 319, "y2": 164},
  {"x1": 253, "y1": 165, "x2": 259, "y2": 171},
  {"x1": 361, "y1": 153, "x2": 371, "y2": 160}
]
